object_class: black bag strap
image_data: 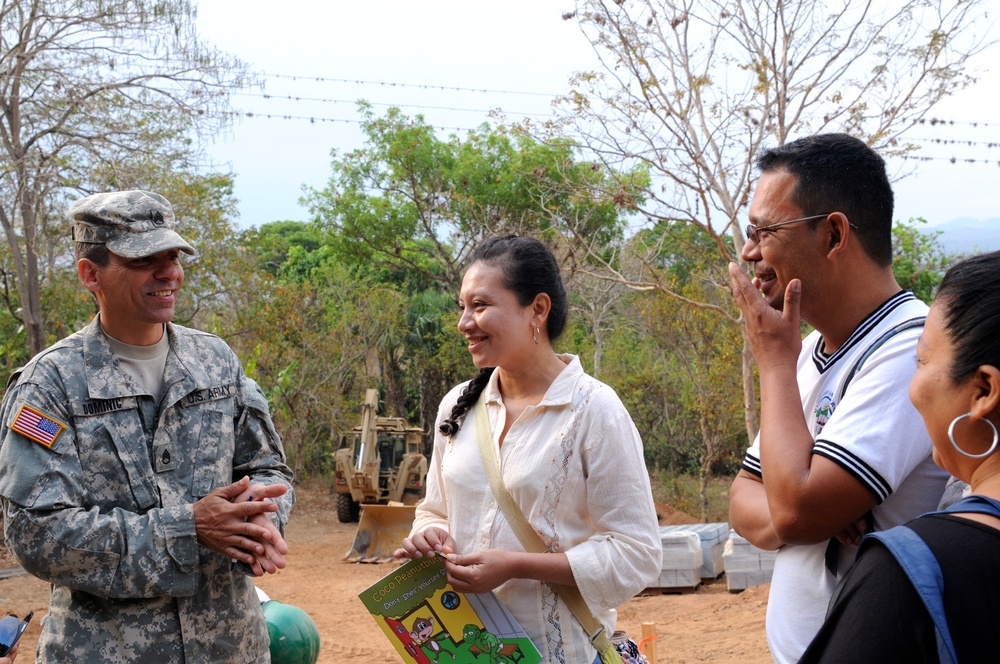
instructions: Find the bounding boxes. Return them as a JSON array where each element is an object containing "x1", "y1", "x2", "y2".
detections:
[
  {"x1": 835, "y1": 316, "x2": 927, "y2": 402},
  {"x1": 824, "y1": 315, "x2": 926, "y2": 576}
]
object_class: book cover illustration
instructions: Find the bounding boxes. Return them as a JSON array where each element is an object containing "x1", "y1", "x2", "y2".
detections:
[{"x1": 359, "y1": 555, "x2": 543, "y2": 664}]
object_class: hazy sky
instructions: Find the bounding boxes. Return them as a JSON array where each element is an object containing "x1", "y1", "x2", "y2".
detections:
[{"x1": 194, "y1": 1, "x2": 1000, "y2": 230}]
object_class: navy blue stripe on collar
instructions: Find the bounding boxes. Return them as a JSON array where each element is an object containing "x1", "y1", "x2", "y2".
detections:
[{"x1": 811, "y1": 290, "x2": 916, "y2": 373}]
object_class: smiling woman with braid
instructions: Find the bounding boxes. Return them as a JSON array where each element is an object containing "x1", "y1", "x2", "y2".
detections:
[{"x1": 394, "y1": 235, "x2": 661, "y2": 664}]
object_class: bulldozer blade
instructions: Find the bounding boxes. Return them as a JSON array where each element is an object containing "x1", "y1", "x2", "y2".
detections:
[{"x1": 344, "y1": 504, "x2": 417, "y2": 563}]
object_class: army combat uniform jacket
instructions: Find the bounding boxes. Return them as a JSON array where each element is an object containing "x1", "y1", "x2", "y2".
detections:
[{"x1": 0, "y1": 318, "x2": 295, "y2": 662}]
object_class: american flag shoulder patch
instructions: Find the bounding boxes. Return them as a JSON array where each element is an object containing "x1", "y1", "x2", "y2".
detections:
[{"x1": 10, "y1": 404, "x2": 66, "y2": 448}]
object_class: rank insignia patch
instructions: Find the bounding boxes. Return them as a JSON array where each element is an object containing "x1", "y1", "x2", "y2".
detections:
[{"x1": 10, "y1": 404, "x2": 66, "y2": 448}]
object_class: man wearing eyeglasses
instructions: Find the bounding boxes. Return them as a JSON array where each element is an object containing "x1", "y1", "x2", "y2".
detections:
[
  {"x1": 727, "y1": 133, "x2": 948, "y2": 663},
  {"x1": 0, "y1": 191, "x2": 295, "y2": 662}
]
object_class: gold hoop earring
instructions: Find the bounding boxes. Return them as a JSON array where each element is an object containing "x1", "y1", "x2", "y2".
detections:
[
  {"x1": 948, "y1": 413, "x2": 999, "y2": 459},
  {"x1": 533, "y1": 325, "x2": 540, "y2": 345}
]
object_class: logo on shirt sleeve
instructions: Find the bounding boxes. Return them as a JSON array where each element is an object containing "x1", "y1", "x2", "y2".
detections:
[
  {"x1": 10, "y1": 404, "x2": 66, "y2": 448},
  {"x1": 814, "y1": 391, "x2": 837, "y2": 435}
]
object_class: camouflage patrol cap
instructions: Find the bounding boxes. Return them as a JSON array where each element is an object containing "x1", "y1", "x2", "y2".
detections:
[{"x1": 69, "y1": 190, "x2": 196, "y2": 258}]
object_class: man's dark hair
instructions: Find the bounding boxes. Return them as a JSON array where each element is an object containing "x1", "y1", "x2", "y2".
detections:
[
  {"x1": 74, "y1": 242, "x2": 111, "y2": 266},
  {"x1": 756, "y1": 133, "x2": 894, "y2": 266}
]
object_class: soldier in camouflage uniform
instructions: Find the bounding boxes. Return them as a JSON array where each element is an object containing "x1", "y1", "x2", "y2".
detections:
[{"x1": 0, "y1": 190, "x2": 295, "y2": 662}]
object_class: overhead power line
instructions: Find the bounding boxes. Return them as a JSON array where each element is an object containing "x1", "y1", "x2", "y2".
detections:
[
  {"x1": 911, "y1": 117, "x2": 1000, "y2": 129},
  {"x1": 221, "y1": 110, "x2": 478, "y2": 133},
  {"x1": 230, "y1": 90, "x2": 1000, "y2": 144},
  {"x1": 220, "y1": 80, "x2": 1000, "y2": 164},
  {"x1": 907, "y1": 137, "x2": 1000, "y2": 149},
  {"x1": 247, "y1": 74, "x2": 1000, "y2": 136},
  {"x1": 256, "y1": 76, "x2": 1000, "y2": 132},
  {"x1": 229, "y1": 91, "x2": 553, "y2": 119},
  {"x1": 221, "y1": 109, "x2": 1000, "y2": 165},
  {"x1": 255, "y1": 78, "x2": 1000, "y2": 135},
  {"x1": 261, "y1": 72, "x2": 559, "y2": 98},
  {"x1": 900, "y1": 155, "x2": 1000, "y2": 166}
]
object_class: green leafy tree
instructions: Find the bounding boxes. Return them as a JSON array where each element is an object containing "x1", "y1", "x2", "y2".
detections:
[
  {"x1": 305, "y1": 104, "x2": 643, "y2": 294},
  {"x1": 892, "y1": 217, "x2": 955, "y2": 304},
  {"x1": 589, "y1": 297, "x2": 683, "y2": 468},
  {"x1": 641, "y1": 223, "x2": 744, "y2": 517},
  {"x1": 214, "y1": 227, "x2": 412, "y2": 478},
  {"x1": 303, "y1": 105, "x2": 648, "y2": 430},
  {"x1": 247, "y1": 219, "x2": 440, "y2": 429},
  {"x1": 402, "y1": 288, "x2": 470, "y2": 429},
  {"x1": 555, "y1": 0, "x2": 995, "y2": 443},
  {"x1": 0, "y1": 0, "x2": 251, "y2": 357},
  {"x1": 248, "y1": 221, "x2": 325, "y2": 278},
  {"x1": 0, "y1": 169, "x2": 239, "y2": 374}
]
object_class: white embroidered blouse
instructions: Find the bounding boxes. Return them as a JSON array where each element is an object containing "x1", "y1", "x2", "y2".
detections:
[{"x1": 412, "y1": 355, "x2": 662, "y2": 663}]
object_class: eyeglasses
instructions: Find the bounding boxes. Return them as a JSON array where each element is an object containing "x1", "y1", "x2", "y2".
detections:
[
  {"x1": 745, "y1": 213, "x2": 838, "y2": 244},
  {"x1": 0, "y1": 611, "x2": 32, "y2": 656}
]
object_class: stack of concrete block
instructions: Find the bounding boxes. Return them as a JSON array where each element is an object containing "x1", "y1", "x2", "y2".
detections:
[
  {"x1": 653, "y1": 529, "x2": 702, "y2": 589},
  {"x1": 658, "y1": 522, "x2": 729, "y2": 580},
  {"x1": 723, "y1": 529, "x2": 777, "y2": 592}
]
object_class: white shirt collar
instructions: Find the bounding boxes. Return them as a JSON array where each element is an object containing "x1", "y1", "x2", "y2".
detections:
[{"x1": 483, "y1": 354, "x2": 582, "y2": 407}]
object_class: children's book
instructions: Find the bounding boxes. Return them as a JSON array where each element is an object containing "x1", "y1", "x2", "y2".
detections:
[{"x1": 359, "y1": 555, "x2": 543, "y2": 664}]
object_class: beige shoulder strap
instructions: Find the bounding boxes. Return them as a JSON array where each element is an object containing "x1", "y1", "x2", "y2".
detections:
[{"x1": 472, "y1": 394, "x2": 622, "y2": 664}]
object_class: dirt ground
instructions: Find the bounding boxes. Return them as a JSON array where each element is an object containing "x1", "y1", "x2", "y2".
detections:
[{"x1": 0, "y1": 486, "x2": 771, "y2": 663}]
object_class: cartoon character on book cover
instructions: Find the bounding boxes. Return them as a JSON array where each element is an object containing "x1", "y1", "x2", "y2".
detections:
[{"x1": 360, "y1": 556, "x2": 541, "y2": 664}]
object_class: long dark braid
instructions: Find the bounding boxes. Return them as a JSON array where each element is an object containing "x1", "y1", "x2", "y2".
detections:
[
  {"x1": 438, "y1": 234, "x2": 568, "y2": 437},
  {"x1": 438, "y1": 367, "x2": 494, "y2": 436}
]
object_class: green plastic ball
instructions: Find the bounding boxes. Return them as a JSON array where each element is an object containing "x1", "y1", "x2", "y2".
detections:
[{"x1": 262, "y1": 599, "x2": 321, "y2": 664}]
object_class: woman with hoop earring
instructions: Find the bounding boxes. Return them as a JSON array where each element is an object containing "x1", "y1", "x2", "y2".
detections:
[{"x1": 801, "y1": 250, "x2": 1000, "y2": 663}]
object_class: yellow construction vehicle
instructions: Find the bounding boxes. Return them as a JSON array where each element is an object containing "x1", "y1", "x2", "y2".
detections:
[{"x1": 333, "y1": 389, "x2": 428, "y2": 562}]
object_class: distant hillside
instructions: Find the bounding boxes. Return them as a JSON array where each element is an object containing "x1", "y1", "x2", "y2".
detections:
[{"x1": 926, "y1": 217, "x2": 1000, "y2": 255}]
